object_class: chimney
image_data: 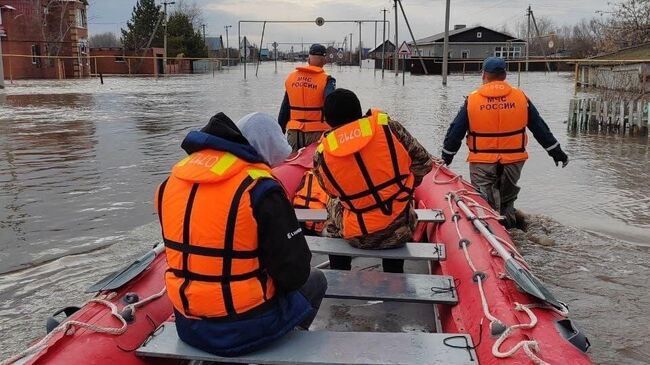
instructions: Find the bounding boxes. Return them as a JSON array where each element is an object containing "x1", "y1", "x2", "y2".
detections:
[{"x1": 454, "y1": 24, "x2": 466, "y2": 30}]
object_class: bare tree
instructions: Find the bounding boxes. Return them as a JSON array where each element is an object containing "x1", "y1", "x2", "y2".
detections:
[
  {"x1": 173, "y1": 0, "x2": 205, "y2": 29},
  {"x1": 89, "y1": 32, "x2": 121, "y2": 48},
  {"x1": 599, "y1": 0, "x2": 650, "y2": 51}
]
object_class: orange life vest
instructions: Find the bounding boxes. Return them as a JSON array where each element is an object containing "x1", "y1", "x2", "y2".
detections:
[
  {"x1": 285, "y1": 65, "x2": 330, "y2": 132},
  {"x1": 293, "y1": 170, "x2": 328, "y2": 234},
  {"x1": 466, "y1": 81, "x2": 529, "y2": 164},
  {"x1": 316, "y1": 110, "x2": 414, "y2": 239},
  {"x1": 156, "y1": 149, "x2": 276, "y2": 319}
]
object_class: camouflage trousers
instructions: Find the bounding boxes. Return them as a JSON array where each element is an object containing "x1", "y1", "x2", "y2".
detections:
[
  {"x1": 287, "y1": 130, "x2": 324, "y2": 152},
  {"x1": 322, "y1": 198, "x2": 417, "y2": 249}
]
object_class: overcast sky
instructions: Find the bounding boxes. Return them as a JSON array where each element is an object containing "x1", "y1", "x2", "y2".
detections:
[{"x1": 88, "y1": 0, "x2": 609, "y2": 50}]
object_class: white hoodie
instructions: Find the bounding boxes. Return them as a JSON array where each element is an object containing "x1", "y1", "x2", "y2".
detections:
[{"x1": 236, "y1": 112, "x2": 292, "y2": 168}]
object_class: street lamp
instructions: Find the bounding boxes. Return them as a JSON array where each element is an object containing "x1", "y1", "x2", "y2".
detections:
[
  {"x1": 162, "y1": 1, "x2": 175, "y2": 75},
  {"x1": 224, "y1": 25, "x2": 231, "y2": 66},
  {"x1": 0, "y1": 5, "x2": 16, "y2": 89}
]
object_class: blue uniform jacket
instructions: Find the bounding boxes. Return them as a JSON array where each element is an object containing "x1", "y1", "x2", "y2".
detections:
[{"x1": 442, "y1": 98, "x2": 560, "y2": 157}]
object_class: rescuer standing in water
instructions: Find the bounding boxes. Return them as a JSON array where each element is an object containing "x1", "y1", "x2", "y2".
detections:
[
  {"x1": 441, "y1": 57, "x2": 569, "y2": 229},
  {"x1": 278, "y1": 44, "x2": 336, "y2": 151}
]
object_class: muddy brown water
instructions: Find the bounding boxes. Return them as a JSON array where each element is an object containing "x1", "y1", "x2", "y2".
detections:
[{"x1": 1, "y1": 64, "x2": 649, "y2": 364}]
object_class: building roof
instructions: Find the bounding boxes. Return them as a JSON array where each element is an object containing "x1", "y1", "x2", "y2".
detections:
[
  {"x1": 590, "y1": 43, "x2": 650, "y2": 61},
  {"x1": 409, "y1": 26, "x2": 524, "y2": 45},
  {"x1": 369, "y1": 40, "x2": 396, "y2": 54},
  {"x1": 205, "y1": 36, "x2": 223, "y2": 51}
]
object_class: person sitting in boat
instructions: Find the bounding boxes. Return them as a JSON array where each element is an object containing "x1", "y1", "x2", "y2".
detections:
[
  {"x1": 154, "y1": 112, "x2": 327, "y2": 357},
  {"x1": 278, "y1": 43, "x2": 336, "y2": 152},
  {"x1": 441, "y1": 57, "x2": 569, "y2": 229},
  {"x1": 313, "y1": 89, "x2": 433, "y2": 273}
]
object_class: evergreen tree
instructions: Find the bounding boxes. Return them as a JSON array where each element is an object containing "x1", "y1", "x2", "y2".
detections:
[
  {"x1": 166, "y1": 12, "x2": 208, "y2": 58},
  {"x1": 121, "y1": 0, "x2": 164, "y2": 51}
]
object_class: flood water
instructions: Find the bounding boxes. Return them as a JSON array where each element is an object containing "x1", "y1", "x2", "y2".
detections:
[{"x1": 0, "y1": 64, "x2": 649, "y2": 364}]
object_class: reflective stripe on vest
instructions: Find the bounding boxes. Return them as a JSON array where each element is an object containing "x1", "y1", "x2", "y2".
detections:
[
  {"x1": 285, "y1": 65, "x2": 330, "y2": 132},
  {"x1": 316, "y1": 110, "x2": 414, "y2": 238},
  {"x1": 158, "y1": 150, "x2": 276, "y2": 319},
  {"x1": 466, "y1": 81, "x2": 529, "y2": 164}
]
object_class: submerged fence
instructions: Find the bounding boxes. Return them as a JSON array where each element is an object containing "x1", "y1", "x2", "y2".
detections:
[{"x1": 568, "y1": 97, "x2": 649, "y2": 136}]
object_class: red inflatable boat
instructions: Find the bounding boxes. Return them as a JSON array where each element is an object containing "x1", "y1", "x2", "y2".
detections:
[{"x1": 3, "y1": 145, "x2": 593, "y2": 365}]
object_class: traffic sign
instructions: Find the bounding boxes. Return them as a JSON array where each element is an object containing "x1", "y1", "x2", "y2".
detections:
[
  {"x1": 337, "y1": 51, "x2": 343, "y2": 59},
  {"x1": 272, "y1": 42, "x2": 278, "y2": 49},
  {"x1": 397, "y1": 41, "x2": 411, "y2": 57}
]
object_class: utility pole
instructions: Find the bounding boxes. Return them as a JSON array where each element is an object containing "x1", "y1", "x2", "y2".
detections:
[
  {"x1": 162, "y1": 1, "x2": 175, "y2": 75},
  {"x1": 374, "y1": 20, "x2": 377, "y2": 76},
  {"x1": 225, "y1": 25, "x2": 231, "y2": 66},
  {"x1": 394, "y1": 0, "x2": 398, "y2": 75},
  {"x1": 530, "y1": 8, "x2": 551, "y2": 72},
  {"x1": 526, "y1": 5, "x2": 531, "y2": 71},
  {"x1": 201, "y1": 24, "x2": 206, "y2": 43},
  {"x1": 442, "y1": 0, "x2": 450, "y2": 85},
  {"x1": 397, "y1": 0, "x2": 428, "y2": 75},
  {"x1": 349, "y1": 32, "x2": 353, "y2": 63},
  {"x1": 381, "y1": 8, "x2": 387, "y2": 79},
  {"x1": 358, "y1": 21, "x2": 362, "y2": 69}
]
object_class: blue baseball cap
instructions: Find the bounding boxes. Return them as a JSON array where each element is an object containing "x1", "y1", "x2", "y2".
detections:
[
  {"x1": 482, "y1": 57, "x2": 507, "y2": 73},
  {"x1": 309, "y1": 44, "x2": 327, "y2": 56}
]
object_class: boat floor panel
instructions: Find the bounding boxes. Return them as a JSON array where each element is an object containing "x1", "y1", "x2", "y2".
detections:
[
  {"x1": 137, "y1": 323, "x2": 477, "y2": 365},
  {"x1": 307, "y1": 236, "x2": 446, "y2": 261}
]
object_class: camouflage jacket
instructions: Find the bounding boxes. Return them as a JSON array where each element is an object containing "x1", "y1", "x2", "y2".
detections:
[{"x1": 313, "y1": 116, "x2": 433, "y2": 249}]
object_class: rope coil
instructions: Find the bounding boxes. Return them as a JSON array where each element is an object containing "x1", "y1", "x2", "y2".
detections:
[
  {"x1": 434, "y1": 163, "x2": 566, "y2": 365},
  {"x1": 1, "y1": 287, "x2": 167, "y2": 365}
]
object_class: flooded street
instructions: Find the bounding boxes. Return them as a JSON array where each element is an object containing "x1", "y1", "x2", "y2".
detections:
[{"x1": 0, "y1": 64, "x2": 649, "y2": 364}]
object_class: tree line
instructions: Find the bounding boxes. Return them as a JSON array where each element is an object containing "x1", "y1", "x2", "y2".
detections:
[{"x1": 89, "y1": 0, "x2": 207, "y2": 59}]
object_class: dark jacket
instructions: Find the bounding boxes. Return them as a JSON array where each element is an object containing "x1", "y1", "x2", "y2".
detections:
[
  {"x1": 442, "y1": 98, "x2": 560, "y2": 157},
  {"x1": 278, "y1": 75, "x2": 337, "y2": 133},
  {"x1": 170, "y1": 116, "x2": 313, "y2": 357}
]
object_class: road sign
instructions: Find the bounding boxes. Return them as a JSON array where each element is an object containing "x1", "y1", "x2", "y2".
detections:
[
  {"x1": 315, "y1": 17, "x2": 325, "y2": 27},
  {"x1": 337, "y1": 51, "x2": 343, "y2": 59},
  {"x1": 397, "y1": 41, "x2": 411, "y2": 57},
  {"x1": 272, "y1": 42, "x2": 278, "y2": 49}
]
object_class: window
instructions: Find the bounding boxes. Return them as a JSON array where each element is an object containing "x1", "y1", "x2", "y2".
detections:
[
  {"x1": 76, "y1": 8, "x2": 87, "y2": 28},
  {"x1": 115, "y1": 56, "x2": 125, "y2": 63},
  {"x1": 31, "y1": 45, "x2": 41, "y2": 65},
  {"x1": 477, "y1": 32, "x2": 482, "y2": 39},
  {"x1": 461, "y1": 50, "x2": 470, "y2": 59},
  {"x1": 79, "y1": 39, "x2": 88, "y2": 55},
  {"x1": 494, "y1": 46, "x2": 522, "y2": 59}
]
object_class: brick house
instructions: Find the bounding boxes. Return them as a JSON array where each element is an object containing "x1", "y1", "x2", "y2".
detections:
[
  {"x1": 0, "y1": 0, "x2": 90, "y2": 80},
  {"x1": 90, "y1": 47, "x2": 165, "y2": 76}
]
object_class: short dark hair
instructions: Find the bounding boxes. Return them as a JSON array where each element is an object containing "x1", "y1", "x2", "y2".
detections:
[
  {"x1": 324, "y1": 89, "x2": 363, "y2": 128},
  {"x1": 484, "y1": 71, "x2": 507, "y2": 81}
]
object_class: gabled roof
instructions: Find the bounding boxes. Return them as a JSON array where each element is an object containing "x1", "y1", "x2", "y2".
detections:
[
  {"x1": 409, "y1": 26, "x2": 524, "y2": 45},
  {"x1": 369, "y1": 40, "x2": 395, "y2": 54},
  {"x1": 205, "y1": 36, "x2": 223, "y2": 51}
]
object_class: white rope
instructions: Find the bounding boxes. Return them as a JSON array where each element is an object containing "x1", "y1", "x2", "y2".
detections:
[
  {"x1": 436, "y1": 165, "x2": 562, "y2": 365},
  {"x1": 1, "y1": 287, "x2": 167, "y2": 365}
]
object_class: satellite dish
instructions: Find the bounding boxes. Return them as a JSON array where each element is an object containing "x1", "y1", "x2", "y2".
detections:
[
  {"x1": 315, "y1": 17, "x2": 325, "y2": 27},
  {"x1": 548, "y1": 40, "x2": 555, "y2": 49}
]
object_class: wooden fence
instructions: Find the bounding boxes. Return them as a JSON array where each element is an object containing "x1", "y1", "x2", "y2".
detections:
[{"x1": 568, "y1": 98, "x2": 649, "y2": 136}]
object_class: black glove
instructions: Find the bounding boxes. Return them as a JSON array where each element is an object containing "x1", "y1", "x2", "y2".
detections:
[
  {"x1": 548, "y1": 145, "x2": 569, "y2": 168},
  {"x1": 441, "y1": 151, "x2": 454, "y2": 166}
]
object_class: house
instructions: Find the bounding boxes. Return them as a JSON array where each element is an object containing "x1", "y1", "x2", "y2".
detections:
[
  {"x1": 205, "y1": 36, "x2": 223, "y2": 58},
  {"x1": 408, "y1": 25, "x2": 526, "y2": 60},
  {"x1": 577, "y1": 43, "x2": 650, "y2": 93},
  {"x1": 0, "y1": 0, "x2": 90, "y2": 80},
  {"x1": 368, "y1": 40, "x2": 395, "y2": 59}
]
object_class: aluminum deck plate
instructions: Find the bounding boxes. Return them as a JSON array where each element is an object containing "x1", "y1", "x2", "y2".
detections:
[
  {"x1": 323, "y1": 269, "x2": 457, "y2": 305},
  {"x1": 295, "y1": 208, "x2": 445, "y2": 223},
  {"x1": 137, "y1": 323, "x2": 477, "y2": 365},
  {"x1": 307, "y1": 236, "x2": 445, "y2": 261}
]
